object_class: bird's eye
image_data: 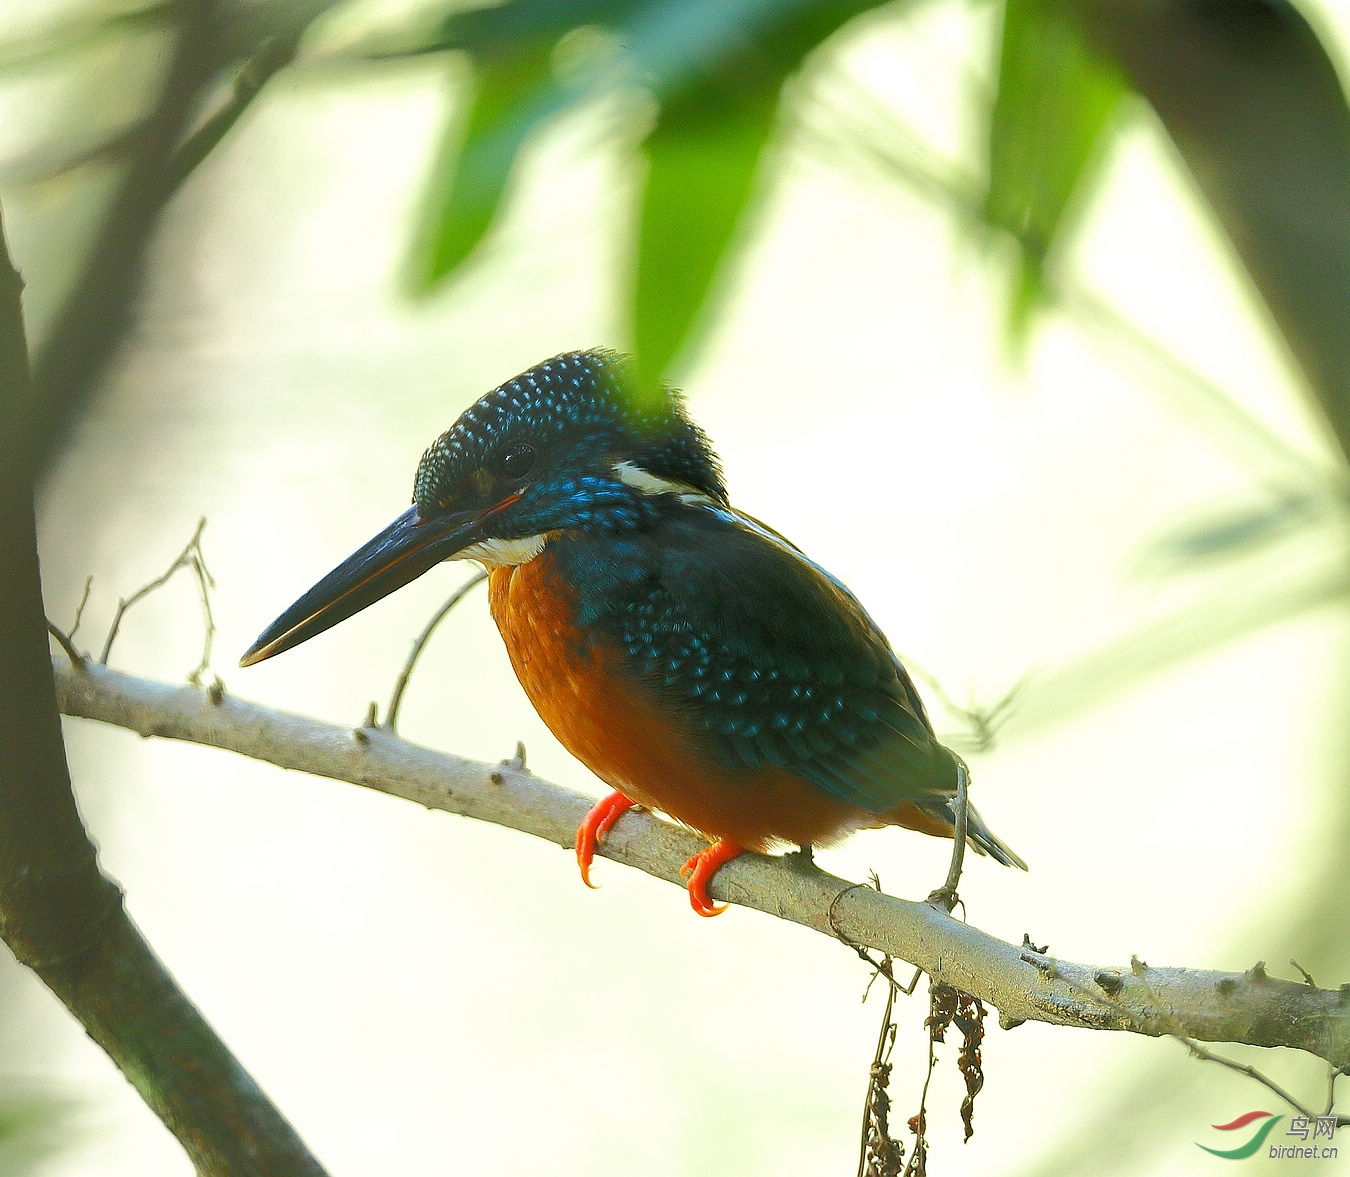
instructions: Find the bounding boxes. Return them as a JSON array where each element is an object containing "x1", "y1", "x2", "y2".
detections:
[{"x1": 494, "y1": 442, "x2": 536, "y2": 481}]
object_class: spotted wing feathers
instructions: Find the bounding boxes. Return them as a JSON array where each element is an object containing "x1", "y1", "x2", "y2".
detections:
[{"x1": 595, "y1": 505, "x2": 959, "y2": 815}]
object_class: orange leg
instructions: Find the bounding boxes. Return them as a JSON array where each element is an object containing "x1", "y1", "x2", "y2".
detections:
[
  {"x1": 575, "y1": 791, "x2": 636, "y2": 888},
  {"x1": 679, "y1": 838, "x2": 743, "y2": 917}
]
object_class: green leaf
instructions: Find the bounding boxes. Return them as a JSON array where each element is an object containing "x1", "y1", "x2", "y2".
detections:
[
  {"x1": 630, "y1": 1, "x2": 884, "y2": 392},
  {"x1": 406, "y1": 45, "x2": 559, "y2": 295},
  {"x1": 984, "y1": 0, "x2": 1125, "y2": 337},
  {"x1": 632, "y1": 80, "x2": 779, "y2": 394}
]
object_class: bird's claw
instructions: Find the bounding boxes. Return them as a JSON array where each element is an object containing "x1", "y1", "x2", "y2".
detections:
[
  {"x1": 575, "y1": 791, "x2": 636, "y2": 889},
  {"x1": 678, "y1": 838, "x2": 743, "y2": 917}
]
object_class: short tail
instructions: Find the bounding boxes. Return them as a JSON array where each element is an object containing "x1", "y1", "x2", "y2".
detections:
[
  {"x1": 961, "y1": 800, "x2": 1028, "y2": 870},
  {"x1": 884, "y1": 794, "x2": 1028, "y2": 870}
]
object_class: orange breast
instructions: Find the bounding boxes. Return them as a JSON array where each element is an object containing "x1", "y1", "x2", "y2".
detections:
[{"x1": 487, "y1": 557, "x2": 879, "y2": 852}]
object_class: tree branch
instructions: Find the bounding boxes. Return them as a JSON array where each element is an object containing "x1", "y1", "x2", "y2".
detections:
[
  {"x1": 1, "y1": 205, "x2": 329, "y2": 1174},
  {"x1": 52, "y1": 656, "x2": 1350, "y2": 1071}
]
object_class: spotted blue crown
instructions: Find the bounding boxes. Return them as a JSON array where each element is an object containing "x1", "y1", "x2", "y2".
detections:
[{"x1": 412, "y1": 351, "x2": 727, "y2": 530}]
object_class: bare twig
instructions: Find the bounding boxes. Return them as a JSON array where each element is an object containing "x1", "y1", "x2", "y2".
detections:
[
  {"x1": 1178, "y1": 1032, "x2": 1327, "y2": 1122},
  {"x1": 167, "y1": 27, "x2": 307, "y2": 190},
  {"x1": 1326, "y1": 1064, "x2": 1348, "y2": 1117},
  {"x1": 385, "y1": 569, "x2": 487, "y2": 732},
  {"x1": 1136, "y1": 963, "x2": 1347, "y2": 1127},
  {"x1": 45, "y1": 622, "x2": 84, "y2": 666},
  {"x1": 68, "y1": 576, "x2": 93, "y2": 642},
  {"x1": 99, "y1": 518, "x2": 215, "y2": 680},
  {"x1": 907, "y1": 663, "x2": 1033, "y2": 756},
  {"x1": 52, "y1": 657, "x2": 1350, "y2": 1071},
  {"x1": 1039, "y1": 947, "x2": 1344, "y2": 1127},
  {"x1": 45, "y1": 568, "x2": 95, "y2": 666},
  {"x1": 928, "y1": 759, "x2": 968, "y2": 911}
]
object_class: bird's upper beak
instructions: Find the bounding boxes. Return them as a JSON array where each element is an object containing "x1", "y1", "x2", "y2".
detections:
[{"x1": 239, "y1": 501, "x2": 496, "y2": 667}]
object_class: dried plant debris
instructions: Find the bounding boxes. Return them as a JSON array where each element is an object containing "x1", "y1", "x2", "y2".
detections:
[
  {"x1": 856, "y1": 967, "x2": 991, "y2": 1177},
  {"x1": 925, "y1": 981, "x2": 986, "y2": 1143},
  {"x1": 858, "y1": 958, "x2": 905, "y2": 1177}
]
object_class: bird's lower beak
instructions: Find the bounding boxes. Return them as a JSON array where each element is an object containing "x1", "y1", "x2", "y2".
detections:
[{"x1": 239, "y1": 504, "x2": 482, "y2": 667}]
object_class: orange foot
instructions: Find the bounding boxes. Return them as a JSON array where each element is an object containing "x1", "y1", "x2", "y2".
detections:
[
  {"x1": 679, "y1": 838, "x2": 744, "y2": 917},
  {"x1": 575, "y1": 791, "x2": 636, "y2": 888}
]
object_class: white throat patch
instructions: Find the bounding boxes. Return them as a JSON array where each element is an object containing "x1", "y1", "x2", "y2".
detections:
[
  {"x1": 455, "y1": 533, "x2": 548, "y2": 569},
  {"x1": 611, "y1": 461, "x2": 715, "y2": 504}
]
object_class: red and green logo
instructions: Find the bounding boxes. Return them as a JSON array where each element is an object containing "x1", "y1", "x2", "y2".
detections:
[{"x1": 1196, "y1": 1111, "x2": 1284, "y2": 1159}]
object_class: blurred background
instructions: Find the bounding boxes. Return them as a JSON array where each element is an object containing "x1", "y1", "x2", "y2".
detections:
[{"x1": 3, "y1": 0, "x2": 1350, "y2": 1174}]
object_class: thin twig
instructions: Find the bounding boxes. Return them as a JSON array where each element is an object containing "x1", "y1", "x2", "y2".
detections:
[
  {"x1": 186, "y1": 531, "x2": 216, "y2": 685},
  {"x1": 929, "y1": 759, "x2": 969, "y2": 911},
  {"x1": 907, "y1": 662, "x2": 1033, "y2": 755},
  {"x1": 1057, "y1": 951, "x2": 1345, "y2": 1126},
  {"x1": 99, "y1": 518, "x2": 215, "y2": 679},
  {"x1": 1326, "y1": 1063, "x2": 1348, "y2": 1116},
  {"x1": 68, "y1": 575, "x2": 93, "y2": 641},
  {"x1": 167, "y1": 28, "x2": 306, "y2": 189},
  {"x1": 45, "y1": 622, "x2": 84, "y2": 666},
  {"x1": 46, "y1": 575, "x2": 94, "y2": 663},
  {"x1": 385, "y1": 569, "x2": 487, "y2": 732},
  {"x1": 1132, "y1": 959, "x2": 1342, "y2": 1123},
  {"x1": 1178, "y1": 1034, "x2": 1327, "y2": 1122}
]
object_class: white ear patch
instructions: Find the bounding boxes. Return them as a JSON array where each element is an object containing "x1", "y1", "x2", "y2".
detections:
[
  {"x1": 455, "y1": 533, "x2": 548, "y2": 568},
  {"x1": 612, "y1": 461, "x2": 715, "y2": 504}
]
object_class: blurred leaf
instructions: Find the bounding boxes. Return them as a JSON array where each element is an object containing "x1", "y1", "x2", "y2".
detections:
[
  {"x1": 632, "y1": 80, "x2": 779, "y2": 393},
  {"x1": 405, "y1": 0, "x2": 897, "y2": 379},
  {"x1": 631, "y1": 0, "x2": 887, "y2": 390},
  {"x1": 1078, "y1": 0, "x2": 1350, "y2": 466},
  {"x1": 407, "y1": 44, "x2": 559, "y2": 292},
  {"x1": 0, "y1": 1089, "x2": 74, "y2": 1176},
  {"x1": 984, "y1": 0, "x2": 1125, "y2": 338},
  {"x1": 1146, "y1": 491, "x2": 1325, "y2": 569},
  {"x1": 405, "y1": 0, "x2": 649, "y2": 294},
  {"x1": 446, "y1": 0, "x2": 643, "y2": 55},
  {"x1": 0, "y1": 1, "x2": 175, "y2": 74}
]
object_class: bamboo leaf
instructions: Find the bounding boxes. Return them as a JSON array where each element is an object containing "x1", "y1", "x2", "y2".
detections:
[
  {"x1": 630, "y1": 0, "x2": 883, "y2": 391},
  {"x1": 1078, "y1": 0, "x2": 1350, "y2": 462},
  {"x1": 985, "y1": 0, "x2": 1125, "y2": 336},
  {"x1": 632, "y1": 81, "x2": 779, "y2": 393},
  {"x1": 406, "y1": 46, "x2": 559, "y2": 294}
]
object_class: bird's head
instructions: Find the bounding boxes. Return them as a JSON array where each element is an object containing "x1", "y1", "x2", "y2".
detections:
[{"x1": 240, "y1": 349, "x2": 724, "y2": 667}]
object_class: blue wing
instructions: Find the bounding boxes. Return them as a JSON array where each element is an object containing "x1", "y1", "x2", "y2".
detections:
[{"x1": 564, "y1": 501, "x2": 958, "y2": 814}]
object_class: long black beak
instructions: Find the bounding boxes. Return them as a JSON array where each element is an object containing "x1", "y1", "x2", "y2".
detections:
[{"x1": 239, "y1": 504, "x2": 481, "y2": 667}]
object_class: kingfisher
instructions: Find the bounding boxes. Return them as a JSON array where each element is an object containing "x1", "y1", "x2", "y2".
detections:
[{"x1": 241, "y1": 350, "x2": 1025, "y2": 914}]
